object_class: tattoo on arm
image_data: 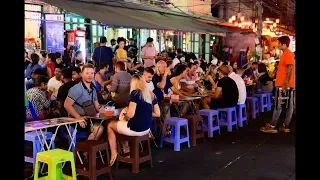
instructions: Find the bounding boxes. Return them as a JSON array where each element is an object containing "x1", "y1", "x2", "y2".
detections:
[{"x1": 284, "y1": 64, "x2": 293, "y2": 83}]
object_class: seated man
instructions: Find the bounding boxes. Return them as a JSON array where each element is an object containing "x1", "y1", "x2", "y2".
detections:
[
  {"x1": 64, "y1": 64, "x2": 104, "y2": 140},
  {"x1": 107, "y1": 61, "x2": 132, "y2": 108},
  {"x1": 25, "y1": 68, "x2": 45, "y2": 90},
  {"x1": 202, "y1": 65, "x2": 239, "y2": 109},
  {"x1": 228, "y1": 65, "x2": 246, "y2": 104}
]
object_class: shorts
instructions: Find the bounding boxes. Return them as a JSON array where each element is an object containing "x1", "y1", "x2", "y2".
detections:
[
  {"x1": 210, "y1": 98, "x2": 237, "y2": 109},
  {"x1": 117, "y1": 120, "x2": 150, "y2": 136}
]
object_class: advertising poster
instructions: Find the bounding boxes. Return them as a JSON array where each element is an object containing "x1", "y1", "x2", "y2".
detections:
[{"x1": 45, "y1": 14, "x2": 65, "y2": 54}]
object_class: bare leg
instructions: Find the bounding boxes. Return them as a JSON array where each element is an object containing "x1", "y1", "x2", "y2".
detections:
[
  {"x1": 181, "y1": 102, "x2": 191, "y2": 116},
  {"x1": 88, "y1": 123, "x2": 104, "y2": 140},
  {"x1": 201, "y1": 97, "x2": 211, "y2": 109},
  {"x1": 107, "y1": 121, "x2": 118, "y2": 158}
]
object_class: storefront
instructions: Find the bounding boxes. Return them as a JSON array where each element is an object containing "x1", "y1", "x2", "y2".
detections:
[
  {"x1": 91, "y1": 20, "x2": 104, "y2": 46},
  {"x1": 25, "y1": 3, "x2": 42, "y2": 52},
  {"x1": 190, "y1": 33, "x2": 200, "y2": 59}
]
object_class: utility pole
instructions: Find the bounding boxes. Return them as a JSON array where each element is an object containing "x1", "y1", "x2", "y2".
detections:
[{"x1": 256, "y1": 0, "x2": 263, "y2": 61}]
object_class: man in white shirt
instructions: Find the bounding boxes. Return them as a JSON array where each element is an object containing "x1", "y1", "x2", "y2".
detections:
[
  {"x1": 143, "y1": 67, "x2": 155, "y2": 91},
  {"x1": 228, "y1": 65, "x2": 246, "y2": 104},
  {"x1": 47, "y1": 64, "x2": 63, "y2": 100}
]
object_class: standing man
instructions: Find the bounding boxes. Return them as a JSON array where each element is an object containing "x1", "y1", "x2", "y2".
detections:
[
  {"x1": 260, "y1": 36, "x2": 295, "y2": 133},
  {"x1": 92, "y1": 36, "x2": 114, "y2": 72},
  {"x1": 141, "y1": 37, "x2": 157, "y2": 68}
]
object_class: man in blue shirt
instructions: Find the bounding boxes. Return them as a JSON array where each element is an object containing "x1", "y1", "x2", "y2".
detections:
[{"x1": 92, "y1": 36, "x2": 114, "y2": 72}]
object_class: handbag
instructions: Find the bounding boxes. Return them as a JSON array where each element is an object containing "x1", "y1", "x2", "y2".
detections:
[{"x1": 74, "y1": 86, "x2": 97, "y2": 117}]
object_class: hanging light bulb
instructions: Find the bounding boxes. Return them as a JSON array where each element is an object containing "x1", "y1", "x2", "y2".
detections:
[
  {"x1": 240, "y1": 16, "x2": 245, "y2": 21},
  {"x1": 231, "y1": 16, "x2": 236, "y2": 21},
  {"x1": 234, "y1": 22, "x2": 239, "y2": 26},
  {"x1": 276, "y1": 19, "x2": 280, "y2": 23},
  {"x1": 238, "y1": 23, "x2": 242, "y2": 28},
  {"x1": 273, "y1": 23, "x2": 277, "y2": 27},
  {"x1": 228, "y1": 18, "x2": 233, "y2": 23}
]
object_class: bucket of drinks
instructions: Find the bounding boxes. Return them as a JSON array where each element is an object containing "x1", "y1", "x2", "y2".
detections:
[
  {"x1": 171, "y1": 94, "x2": 180, "y2": 103},
  {"x1": 103, "y1": 102, "x2": 116, "y2": 117}
]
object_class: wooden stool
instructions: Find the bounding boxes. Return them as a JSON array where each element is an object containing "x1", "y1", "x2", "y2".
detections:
[
  {"x1": 184, "y1": 115, "x2": 205, "y2": 147},
  {"x1": 74, "y1": 140, "x2": 112, "y2": 180},
  {"x1": 116, "y1": 134, "x2": 153, "y2": 173}
]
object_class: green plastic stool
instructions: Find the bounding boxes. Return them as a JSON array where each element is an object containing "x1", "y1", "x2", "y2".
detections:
[{"x1": 34, "y1": 149, "x2": 76, "y2": 180}]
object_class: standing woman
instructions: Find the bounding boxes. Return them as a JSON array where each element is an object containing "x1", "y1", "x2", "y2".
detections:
[{"x1": 107, "y1": 74, "x2": 160, "y2": 166}]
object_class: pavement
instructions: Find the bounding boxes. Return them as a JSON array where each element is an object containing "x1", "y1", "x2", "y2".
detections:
[{"x1": 24, "y1": 110, "x2": 295, "y2": 180}]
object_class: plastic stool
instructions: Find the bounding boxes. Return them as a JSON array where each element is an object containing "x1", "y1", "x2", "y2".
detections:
[
  {"x1": 160, "y1": 117, "x2": 190, "y2": 151},
  {"x1": 116, "y1": 134, "x2": 152, "y2": 173},
  {"x1": 236, "y1": 104, "x2": 248, "y2": 127},
  {"x1": 254, "y1": 93, "x2": 268, "y2": 112},
  {"x1": 246, "y1": 97, "x2": 259, "y2": 119},
  {"x1": 25, "y1": 131, "x2": 55, "y2": 168},
  {"x1": 266, "y1": 93, "x2": 273, "y2": 111},
  {"x1": 184, "y1": 115, "x2": 205, "y2": 147},
  {"x1": 75, "y1": 140, "x2": 112, "y2": 179},
  {"x1": 217, "y1": 107, "x2": 238, "y2": 132},
  {"x1": 34, "y1": 149, "x2": 76, "y2": 180},
  {"x1": 198, "y1": 109, "x2": 220, "y2": 138}
]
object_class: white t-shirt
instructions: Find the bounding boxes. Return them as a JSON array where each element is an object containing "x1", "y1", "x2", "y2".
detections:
[
  {"x1": 172, "y1": 58, "x2": 181, "y2": 68},
  {"x1": 228, "y1": 72, "x2": 246, "y2": 104},
  {"x1": 147, "y1": 81, "x2": 154, "y2": 92},
  {"x1": 47, "y1": 76, "x2": 63, "y2": 100}
]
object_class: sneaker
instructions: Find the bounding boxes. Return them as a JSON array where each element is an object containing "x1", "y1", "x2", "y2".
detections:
[
  {"x1": 279, "y1": 124, "x2": 290, "y2": 133},
  {"x1": 260, "y1": 123, "x2": 278, "y2": 133}
]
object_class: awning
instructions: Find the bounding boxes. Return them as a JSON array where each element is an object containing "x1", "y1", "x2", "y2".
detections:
[{"x1": 41, "y1": 0, "x2": 230, "y2": 34}]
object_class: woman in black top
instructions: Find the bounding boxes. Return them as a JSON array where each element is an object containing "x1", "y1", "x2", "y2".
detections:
[
  {"x1": 255, "y1": 63, "x2": 273, "y2": 93},
  {"x1": 203, "y1": 64, "x2": 219, "y2": 89}
]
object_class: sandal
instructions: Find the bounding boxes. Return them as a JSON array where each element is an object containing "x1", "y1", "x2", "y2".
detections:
[{"x1": 109, "y1": 154, "x2": 118, "y2": 166}]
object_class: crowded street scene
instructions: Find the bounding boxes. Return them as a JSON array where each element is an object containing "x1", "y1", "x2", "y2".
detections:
[{"x1": 24, "y1": 0, "x2": 295, "y2": 179}]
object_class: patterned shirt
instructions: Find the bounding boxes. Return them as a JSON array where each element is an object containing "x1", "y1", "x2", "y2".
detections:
[{"x1": 26, "y1": 87, "x2": 50, "y2": 118}]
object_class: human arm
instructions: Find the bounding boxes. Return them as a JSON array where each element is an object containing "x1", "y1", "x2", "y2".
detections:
[
  {"x1": 157, "y1": 68, "x2": 170, "y2": 89},
  {"x1": 170, "y1": 78, "x2": 184, "y2": 96}
]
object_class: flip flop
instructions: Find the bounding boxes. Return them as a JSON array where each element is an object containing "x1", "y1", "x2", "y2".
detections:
[{"x1": 109, "y1": 154, "x2": 118, "y2": 166}]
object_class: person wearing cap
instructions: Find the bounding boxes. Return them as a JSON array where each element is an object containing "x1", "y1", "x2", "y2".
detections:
[
  {"x1": 92, "y1": 36, "x2": 114, "y2": 72},
  {"x1": 201, "y1": 65, "x2": 239, "y2": 109}
]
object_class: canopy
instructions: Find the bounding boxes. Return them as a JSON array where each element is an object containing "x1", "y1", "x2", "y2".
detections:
[{"x1": 42, "y1": 0, "x2": 231, "y2": 34}]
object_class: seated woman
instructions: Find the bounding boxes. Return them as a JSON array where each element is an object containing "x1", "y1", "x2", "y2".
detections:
[
  {"x1": 170, "y1": 64, "x2": 193, "y2": 118},
  {"x1": 203, "y1": 64, "x2": 219, "y2": 90},
  {"x1": 26, "y1": 75, "x2": 50, "y2": 120},
  {"x1": 229, "y1": 61, "x2": 238, "y2": 74},
  {"x1": 255, "y1": 63, "x2": 274, "y2": 93},
  {"x1": 107, "y1": 74, "x2": 160, "y2": 166}
]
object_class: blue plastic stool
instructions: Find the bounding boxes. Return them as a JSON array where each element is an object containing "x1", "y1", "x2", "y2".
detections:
[
  {"x1": 217, "y1": 107, "x2": 238, "y2": 132},
  {"x1": 254, "y1": 93, "x2": 268, "y2": 112},
  {"x1": 24, "y1": 131, "x2": 55, "y2": 168},
  {"x1": 236, "y1": 104, "x2": 248, "y2": 127},
  {"x1": 198, "y1": 109, "x2": 220, "y2": 138},
  {"x1": 160, "y1": 117, "x2": 190, "y2": 151},
  {"x1": 266, "y1": 93, "x2": 273, "y2": 111},
  {"x1": 246, "y1": 97, "x2": 259, "y2": 119}
]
